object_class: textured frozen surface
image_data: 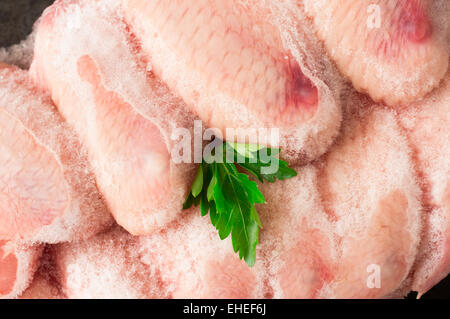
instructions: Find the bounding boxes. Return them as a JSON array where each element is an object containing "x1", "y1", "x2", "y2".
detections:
[
  {"x1": 0, "y1": 240, "x2": 42, "y2": 299},
  {"x1": 254, "y1": 99, "x2": 422, "y2": 299},
  {"x1": 0, "y1": 63, "x2": 112, "y2": 243},
  {"x1": 19, "y1": 247, "x2": 64, "y2": 299},
  {"x1": 256, "y1": 167, "x2": 335, "y2": 298},
  {"x1": 302, "y1": 0, "x2": 449, "y2": 105},
  {"x1": 54, "y1": 226, "x2": 161, "y2": 299},
  {"x1": 398, "y1": 71, "x2": 450, "y2": 295},
  {"x1": 139, "y1": 210, "x2": 265, "y2": 298},
  {"x1": 121, "y1": 0, "x2": 343, "y2": 165},
  {"x1": 2, "y1": 0, "x2": 449, "y2": 299},
  {"x1": 316, "y1": 97, "x2": 423, "y2": 298},
  {"x1": 140, "y1": 97, "x2": 424, "y2": 298},
  {"x1": 31, "y1": 0, "x2": 198, "y2": 235},
  {"x1": 19, "y1": 270, "x2": 64, "y2": 299}
]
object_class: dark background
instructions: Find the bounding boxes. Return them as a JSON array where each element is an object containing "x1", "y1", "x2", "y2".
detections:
[
  {"x1": 0, "y1": 0, "x2": 449, "y2": 300},
  {"x1": 0, "y1": 0, "x2": 54, "y2": 47}
]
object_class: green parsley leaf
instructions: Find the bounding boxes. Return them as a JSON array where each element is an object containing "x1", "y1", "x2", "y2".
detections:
[
  {"x1": 183, "y1": 141, "x2": 297, "y2": 267},
  {"x1": 238, "y1": 148, "x2": 297, "y2": 183},
  {"x1": 191, "y1": 164, "x2": 203, "y2": 197}
]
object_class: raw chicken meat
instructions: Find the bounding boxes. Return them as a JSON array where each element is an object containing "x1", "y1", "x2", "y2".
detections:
[
  {"x1": 398, "y1": 71, "x2": 450, "y2": 296},
  {"x1": 0, "y1": 240, "x2": 42, "y2": 299},
  {"x1": 19, "y1": 246, "x2": 65, "y2": 299},
  {"x1": 31, "y1": 0, "x2": 198, "y2": 235},
  {"x1": 98, "y1": 96, "x2": 422, "y2": 298},
  {"x1": 19, "y1": 271, "x2": 64, "y2": 299},
  {"x1": 139, "y1": 210, "x2": 266, "y2": 299},
  {"x1": 54, "y1": 226, "x2": 161, "y2": 299},
  {"x1": 302, "y1": 0, "x2": 449, "y2": 105},
  {"x1": 139, "y1": 100, "x2": 423, "y2": 299},
  {"x1": 315, "y1": 98, "x2": 423, "y2": 298},
  {"x1": 0, "y1": 62, "x2": 112, "y2": 243},
  {"x1": 256, "y1": 167, "x2": 336, "y2": 298},
  {"x1": 254, "y1": 100, "x2": 422, "y2": 299},
  {"x1": 121, "y1": 0, "x2": 343, "y2": 164},
  {"x1": 1, "y1": 0, "x2": 447, "y2": 299}
]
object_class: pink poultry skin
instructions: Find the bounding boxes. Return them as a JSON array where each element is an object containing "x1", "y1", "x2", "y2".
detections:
[
  {"x1": 30, "y1": 0, "x2": 198, "y2": 236},
  {"x1": 53, "y1": 226, "x2": 161, "y2": 299},
  {"x1": 121, "y1": 0, "x2": 343, "y2": 165},
  {"x1": 0, "y1": 63, "x2": 112, "y2": 243},
  {"x1": 315, "y1": 98, "x2": 423, "y2": 298},
  {"x1": 398, "y1": 72, "x2": 450, "y2": 296},
  {"x1": 302, "y1": 0, "x2": 449, "y2": 106},
  {"x1": 0, "y1": 240, "x2": 42, "y2": 299},
  {"x1": 50, "y1": 102, "x2": 426, "y2": 299},
  {"x1": 0, "y1": 0, "x2": 448, "y2": 299}
]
